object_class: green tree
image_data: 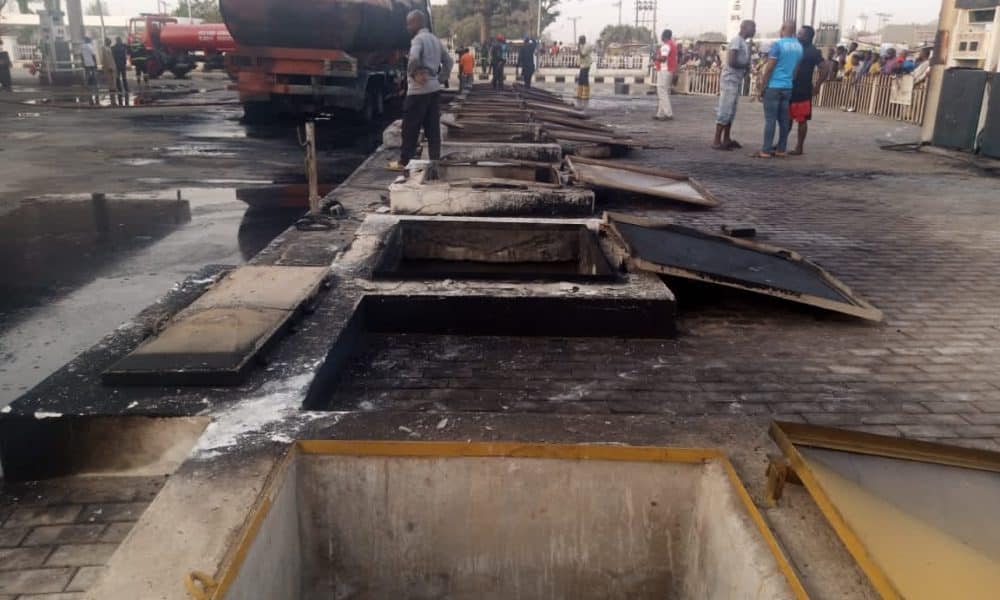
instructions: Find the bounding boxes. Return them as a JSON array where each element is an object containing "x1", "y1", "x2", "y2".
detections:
[
  {"x1": 171, "y1": 0, "x2": 222, "y2": 23},
  {"x1": 598, "y1": 24, "x2": 653, "y2": 46},
  {"x1": 0, "y1": 0, "x2": 32, "y2": 15},
  {"x1": 436, "y1": 0, "x2": 559, "y2": 44}
]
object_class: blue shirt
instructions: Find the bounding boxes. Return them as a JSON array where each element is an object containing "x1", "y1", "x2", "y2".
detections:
[{"x1": 767, "y1": 37, "x2": 803, "y2": 89}]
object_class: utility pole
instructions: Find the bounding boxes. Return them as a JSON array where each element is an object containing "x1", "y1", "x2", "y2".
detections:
[
  {"x1": 836, "y1": 0, "x2": 845, "y2": 42},
  {"x1": 536, "y1": 0, "x2": 542, "y2": 38},
  {"x1": 875, "y1": 12, "x2": 892, "y2": 35},
  {"x1": 568, "y1": 16, "x2": 581, "y2": 42},
  {"x1": 95, "y1": 0, "x2": 106, "y2": 46},
  {"x1": 611, "y1": 0, "x2": 622, "y2": 26}
]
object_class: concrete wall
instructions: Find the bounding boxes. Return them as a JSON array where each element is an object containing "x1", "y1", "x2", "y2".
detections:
[
  {"x1": 223, "y1": 458, "x2": 303, "y2": 600},
  {"x1": 221, "y1": 452, "x2": 798, "y2": 600},
  {"x1": 296, "y1": 455, "x2": 693, "y2": 599},
  {"x1": 683, "y1": 461, "x2": 797, "y2": 600}
]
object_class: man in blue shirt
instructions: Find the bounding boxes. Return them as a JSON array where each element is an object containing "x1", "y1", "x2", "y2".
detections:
[{"x1": 753, "y1": 21, "x2": 802, "y2": 157}]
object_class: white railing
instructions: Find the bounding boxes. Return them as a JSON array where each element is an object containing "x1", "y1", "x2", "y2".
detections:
[
  {"x1": 815, "y1": 73, "x2": 927, "y2": 125},
  {"x1": 15, "y1": 44, "x2": 40, "y2": 61},
  {"x1": 486, "y1": 50, "x2": 648, "y2": 71},
  {"x1": 677, "y1": 67, "x2": 928, "y2": 126}
]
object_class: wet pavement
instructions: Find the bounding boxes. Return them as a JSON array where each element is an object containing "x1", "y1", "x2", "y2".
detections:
[
  {"x1": 0, "y1": 188, "x2": 304, "y2": 404},
  {"x1": 0, "y1": 74, "x2": 391, "y2": 406}
]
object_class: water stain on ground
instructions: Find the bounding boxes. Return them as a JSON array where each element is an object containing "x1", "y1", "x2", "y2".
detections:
[
  {"x1": 0, "y1": 187, "x2": 304, "y2": 315},
  {"x1": 21, "y1": 88, "x2": 218, "y2": 109}
]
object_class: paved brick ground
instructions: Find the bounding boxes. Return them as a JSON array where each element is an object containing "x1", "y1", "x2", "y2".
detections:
[
  {"x1": 0, "y1": 476, "x2": 165, "y2": 599},
  {"x1": 3, "y1": 90, "x2": 997, "y2": 597},
  {"x1": 333, "y1": 91, "x2": 1000, "y2": 451}
]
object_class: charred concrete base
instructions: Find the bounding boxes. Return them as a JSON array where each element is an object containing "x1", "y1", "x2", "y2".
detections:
[
  {"x1": 305, "y1": 214, "x2": 676, "y2": 409},
  {"x1": 389, "y1": 161, "x2": 595, "y2": 217},
  {"x1": 219, "y1": 445, "x2": 802, "y2": 600}
]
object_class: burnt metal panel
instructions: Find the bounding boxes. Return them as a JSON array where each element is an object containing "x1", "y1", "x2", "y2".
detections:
[
  {"x1": 609, "y1": 217, "x2": 882, "y2": 321},
  {"x1": 978, "y1": 74, "x2": 1000, "y2": 159},
  {"x1": 932, "y1": 69, "x2": 989, "y2": 152},
  {"x1": 568, "y1": 156, "x2": 720, "y2": 208}
]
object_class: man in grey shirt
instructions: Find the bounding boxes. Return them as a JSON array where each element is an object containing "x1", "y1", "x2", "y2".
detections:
[
  {"x1": 399, "y1": 10, "x2": 453, "y2": 167},
  {"x1": 712, "y1": 20, "x2": 755, "y2": 150}
]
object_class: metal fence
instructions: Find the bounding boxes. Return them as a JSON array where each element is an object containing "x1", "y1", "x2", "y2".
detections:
[
  {"x1": 678, "y1": 67, "x2": 928, "y2": 126},
  {"x1": 814, "y1": 74, "x2": 927, "y2": 125},
  {"x1": 15, "y1": 45, "x2": 40, "y2": 61},
  {"x1": 496, "y1": 50, "x2": 648, "y2": 71}
]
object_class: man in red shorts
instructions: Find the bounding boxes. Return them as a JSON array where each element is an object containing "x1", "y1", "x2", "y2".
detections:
[{"x1": 789, "y1": 25, "x2": 830, "y2": 156}]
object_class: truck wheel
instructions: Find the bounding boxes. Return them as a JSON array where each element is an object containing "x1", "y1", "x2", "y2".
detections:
[
  {"x1": 361, "y1": 85, "x2": 384, "y2": 123},
  {"x1": 242, "y1": 101, "x2": 275, "y2": 124},
  {"x1": 146, "y1": 57, "x2": 164, "y2": 79}
]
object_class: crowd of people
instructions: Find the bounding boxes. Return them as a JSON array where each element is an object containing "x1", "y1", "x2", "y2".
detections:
[{"x1": 393, "y1": 9, "x2": 936, "y2": 169}]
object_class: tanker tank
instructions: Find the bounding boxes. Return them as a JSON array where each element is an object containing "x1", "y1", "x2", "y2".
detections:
[{"x1": 220, "y1": 0, "x2": 427, "y2": 52}]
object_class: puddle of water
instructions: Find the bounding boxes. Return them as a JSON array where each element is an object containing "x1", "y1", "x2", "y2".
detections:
[
  {"x1": 136, "y1": 177, "x2": 274, "y2": 186},
  {"x1": 22, "y1": 88, "x2": 206, "y2": 108},
  {"x1": 164, "y1": 144, "x2": 238, "y2": 158},
  {"x1": 0, "y1": 194, "x2": 192, "y2": 312},
  {"x1": 0, "y1": 187, "x2": 306, "y2": 405},
  {"x1": 119, "y1": 158, "x2": 166, "y2": 166}
]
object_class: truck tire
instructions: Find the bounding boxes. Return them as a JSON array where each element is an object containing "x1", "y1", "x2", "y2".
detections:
[
  {"x1": 146, "y1": 56, "x2": 164, "y2": 79},
  {"x1": 242, "y1": 101, "x2": 275, "y2": 124},
  {"x1": 361, "y1": 87, "x2": 380, "y2": 123}
]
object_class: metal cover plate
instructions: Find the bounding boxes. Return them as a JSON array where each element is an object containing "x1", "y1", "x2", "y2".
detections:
[
  {"x1": 567, "y1": 156, "x2": 719, "y2": 208},
  {"x1": 608, "y1": 216, "x2": 882, "y2": 321}
]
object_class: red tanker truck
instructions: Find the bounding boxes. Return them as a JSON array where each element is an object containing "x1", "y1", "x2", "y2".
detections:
[
  {"x1": 220, "y1": 0, "x2": 431, "y2": 121},
  {"x1": 127, "y1": 14, "x2": 235, "y2": 79}
]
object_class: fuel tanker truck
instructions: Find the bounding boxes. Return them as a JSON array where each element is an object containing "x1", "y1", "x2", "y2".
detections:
[
  {"x1": 127, "y1": 15, "x2": 235, "y2": 79},
  {"x1": 220, "y1": 0, "x2": 431, "y2": 121}
]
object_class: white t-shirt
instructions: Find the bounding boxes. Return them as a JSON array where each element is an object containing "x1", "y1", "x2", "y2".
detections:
[
  {"x1": 81, "y1": 43, "x2": 97, "y2": 68},
  {"x1": 657, "y1": 43, "x2": 671, "y2": 71}
]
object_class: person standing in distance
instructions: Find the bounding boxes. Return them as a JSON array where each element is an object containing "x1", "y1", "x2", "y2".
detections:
[
  {"x1": 518, "y1": 37, "x2": 536, "y2": 88},
  {"x1": 788, "y1": 25, "x2": 830, "y2": 156},
  {"x1": 576, "y1": 35, "x2": 593, "y2": 103},
  {"x1": 396, "y1": 10, "x2": 453, "y2": 168},
  {"x1": 0, "y1": 40, "x2": 12, "y2": 92},
  {"x1": 654, "y1": 29, "x2": 677, "y2": 121},
  {"x1": 713, "y1": 20, "x2": 756, "y2": 150},
  {"x1": 80, "y1": 37, "x2": 98, "y2": 87},
  {"x1": 490, "y1": 35, "x2": 507, "y2": 90},
  {"x1": 753, "y1": 21, "x2": 802, "y2": 158},
  {"x1": 111, "y1": 37, "x2": 130, "y2": 93}
]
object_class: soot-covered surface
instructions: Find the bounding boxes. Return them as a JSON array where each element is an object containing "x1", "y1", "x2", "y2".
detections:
[{"x1": 614, "y1": 221, "x2": 854, "y2": 304}]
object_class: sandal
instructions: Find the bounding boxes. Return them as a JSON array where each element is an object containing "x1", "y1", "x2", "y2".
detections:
[
  {"x1": 726, "y1": 140, "x2": 742, "y2": 149},
  {"x1": 787, "y1": 149, "x2": 803, "y2": 156},
  {"x1": 749, "y1": 151, "x2": 773, "y2": 159},
  {"x1": 773, "y1": 151, "x2": 788, "y2": 158},
  {"x1": 712, "y1": 143, "x2": 732, "y2": 151}
]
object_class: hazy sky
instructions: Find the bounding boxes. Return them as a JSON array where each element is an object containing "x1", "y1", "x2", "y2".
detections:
[
  {"x1": 78, "y1": 0, "x2": 941, "y2": 42},
  {"x1": 541, "y1": 0, "x2": 940, "y2": 43}
]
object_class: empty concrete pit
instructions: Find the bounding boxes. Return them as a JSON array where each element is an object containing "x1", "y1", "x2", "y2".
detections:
[
  {"x1": 372, "y1": 219, "x2": 616, "y2": 281},
  {"x1": 219, "y1": 443, "x2": 802, "y2": 600}
]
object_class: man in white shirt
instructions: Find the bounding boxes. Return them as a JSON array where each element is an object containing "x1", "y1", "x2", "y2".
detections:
[
  {"x1": 713, "y1": 20, "x2": 755, "y2": 149},
  {"x1": 654, "y1": 29, "x2": 676, "y2": 120},
  {"x1": 80, "y1": 37, "x2": 98, "y2": 87}
]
